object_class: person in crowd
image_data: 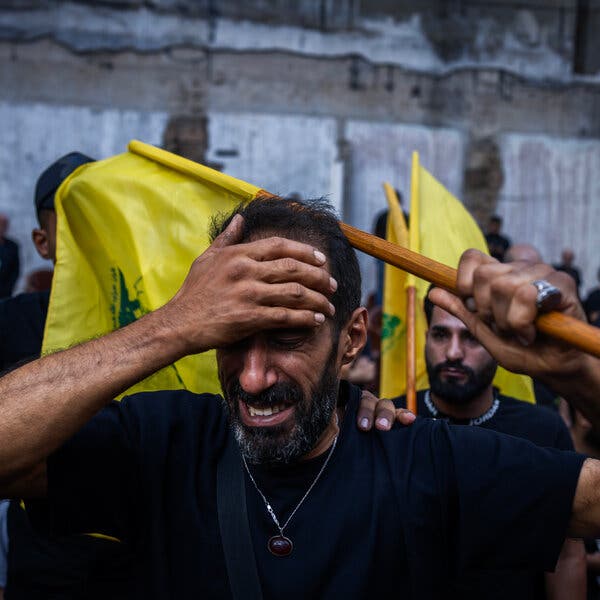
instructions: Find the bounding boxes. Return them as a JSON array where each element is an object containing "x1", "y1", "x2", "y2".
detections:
[
  {"x1": 396, "y1": 286, "x2": 585, "y2": 599},
  {"x1": 0, "y1": 197, "x2": 599, "y2": 599},
  {"x1": 0, "y1": 214, "x2": 20, "y2": 299},
  {"x1": 0, "y1": 152, "x2": 94, "y2": 371},
  {"x1": 554, "y1": 248, "x2": 582, "y2": 296},
  {"x1": 505, "y1": 242, "x2": 542, "y2": 264},
  {"x1": 484, "y1": 214, "x2": 511, "y2": 262}
]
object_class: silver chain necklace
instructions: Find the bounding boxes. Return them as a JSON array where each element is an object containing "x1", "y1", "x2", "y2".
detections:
[
  {"x1": 241, "y1": 413, "x2": 339, "y2": 558},
  {"x1": 424, "y1": 390, "x2": 500, "y2": 426}
]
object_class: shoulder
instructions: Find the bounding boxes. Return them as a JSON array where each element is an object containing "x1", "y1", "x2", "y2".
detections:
[
  {"x1": 489, "y1": 395, "x2": 573, "y2": 450},
  {"x1": 0, "y1": 291, "x2": 49, "y2": 315}
]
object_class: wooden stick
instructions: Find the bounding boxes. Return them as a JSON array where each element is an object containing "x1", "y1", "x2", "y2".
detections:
[
  {"x1": 340, "y1": 222, "x2": 600, "y2": 359},
  {"x1": 406, "y1": 286, "x2": 417, "y2": 414}
]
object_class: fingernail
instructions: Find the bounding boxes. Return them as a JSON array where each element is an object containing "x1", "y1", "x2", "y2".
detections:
[
  {"x1": 360, "y1": 418, "x2": 369, "y2": 429},
  {"x1": 405, "y1": 413, "x2": 416, "y2": 423},
  {"x1": 314, "y1": 312, "x2": 325, "y2": 323},
  {"x1": 328, "y1": 302, "x2": 335, "y2": 316},
  {"x1": 329, "y1": 277, "x2": 338, "y2": 292},
  {"x1": 376, "y1": 417, "x2": 390, "y2": 428},
  {"x1": 465, "y1": 297, "x2": 476, "y2": 312},
  {"x1": 314, "y1": 250, "x2": 326, "y2": 264}
]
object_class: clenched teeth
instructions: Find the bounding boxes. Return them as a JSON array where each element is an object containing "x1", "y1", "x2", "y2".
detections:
[{"x1": 247, "y1": 403, "x2": 287, "y2": 417}]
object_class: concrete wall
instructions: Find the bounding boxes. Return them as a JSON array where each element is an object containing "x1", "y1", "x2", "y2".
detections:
[{"x1": 498, "y1": 133, "x2": 600, "y2": 294}]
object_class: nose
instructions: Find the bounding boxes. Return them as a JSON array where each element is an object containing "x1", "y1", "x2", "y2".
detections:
[
  {"x1": 238, "y1": 338, "x2": 278, "y2": 395},
  {"x1": 445, "y1": 333, "x2": 465, "y2": 362}
]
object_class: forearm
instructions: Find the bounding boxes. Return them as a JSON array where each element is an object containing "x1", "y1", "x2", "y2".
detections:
[
  {"x1": 545, "y1": 538, "x2": 586, "y2": 600},
  {"x1": 540, "y1": 354, "x2": 600, "y2": 430},
  {"x1": 0, "y1": 306, "x2": 185, "y2": 481},
  {"x1": 570, "y1": 459, "x2": 600, "y2": 538}
]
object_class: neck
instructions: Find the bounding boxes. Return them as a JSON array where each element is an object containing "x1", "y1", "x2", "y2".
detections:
[
  {"x1": 430, "y1": 386, "x2": 494, "y2": 420},
  {"x1": 302, "y1": 407, "x2": 342, "y2": 461}
]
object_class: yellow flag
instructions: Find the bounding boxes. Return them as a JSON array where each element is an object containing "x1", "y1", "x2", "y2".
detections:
[
  {"x1": 414, "y1": 154, "x2": 535, "y2": 403},
  {"x1": 43, "y1": 140, "x2": 261, "y2": 397},
  {"x1": 379, "y1": 183, "x2": 414, "y2": 398}
]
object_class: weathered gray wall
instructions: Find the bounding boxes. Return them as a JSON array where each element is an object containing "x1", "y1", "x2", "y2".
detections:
[{"x1": 1, "y1": 1, "x2": 599, "y2": 293}]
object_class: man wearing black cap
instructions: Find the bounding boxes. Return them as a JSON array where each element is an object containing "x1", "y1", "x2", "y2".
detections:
[{"x1": 0, "y1": 152, "x2": 93, "y2": 371}]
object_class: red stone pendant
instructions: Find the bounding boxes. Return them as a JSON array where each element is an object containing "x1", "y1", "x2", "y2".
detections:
[{"x1": 268, "y1": 535, "x2": 293, "y2": 557}]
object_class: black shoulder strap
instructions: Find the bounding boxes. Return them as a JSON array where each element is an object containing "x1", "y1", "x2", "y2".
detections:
[{"x1": 217, "y1": 429, "x2": 263, "y2": 600}]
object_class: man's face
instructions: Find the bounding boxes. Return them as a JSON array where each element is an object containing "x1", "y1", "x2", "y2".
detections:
[
  {"x1": 425, "y1": 306, "x2": 497, "y2": 404},
  {"x1": 487, "y1": 219, "x2": 500, "y2": 234},
  {"x1": 217, "y1": 322, "x2": 341, "y2": 465}
]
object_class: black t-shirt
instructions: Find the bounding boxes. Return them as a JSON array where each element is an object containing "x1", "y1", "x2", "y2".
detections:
[
  {"x1": 0, "y1": 291, "x2": 135, "y2": 600},
  {"x1": 40, "y1": 384, "x2": 584, "y2": 599},
  {"x1": 396, "y1": 390, "x2": 574, "y2": 599},
  {"x1": 396, "y1": 390, "x2": 573, "y2": 450},
  {"x1": 0, "y1": 290, "x2": 49, "y2": 372},
  {"x1": 0, "y1": 237, "x2": 20, "y2": 299}
]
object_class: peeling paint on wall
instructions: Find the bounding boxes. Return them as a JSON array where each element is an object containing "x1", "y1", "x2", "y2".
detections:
[{"x1": 498, "y1": 133, "x2": 600, "y2": 294}]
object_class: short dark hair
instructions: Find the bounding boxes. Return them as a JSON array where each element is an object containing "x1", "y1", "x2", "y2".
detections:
[
  {"x1": 489, "y1": 214, "x2": 502, "y2": 225},
  {"x1": 210, "y1": 195, "x2": 361, "y2": 332},
  {"x1": 423, "y1": 283, "x2": 437, "y2": 326}
]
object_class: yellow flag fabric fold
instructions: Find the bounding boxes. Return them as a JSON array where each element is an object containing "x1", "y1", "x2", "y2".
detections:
[{"x1": 44, "y1": 141, "x2": 261, "y2": 397}]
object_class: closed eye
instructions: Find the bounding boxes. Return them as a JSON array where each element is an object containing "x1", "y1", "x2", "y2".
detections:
[{"x1": 269, "y1": 328, "x2": 313, "y2": 349}]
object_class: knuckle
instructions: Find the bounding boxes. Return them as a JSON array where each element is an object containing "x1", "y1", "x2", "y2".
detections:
[
  {"x1": 228, "y1": 260, "x2": 247, "y2": 282},
  {"x1": 290, "y1": 283, "x2": 304, "y2": 300},
  {"x1": 270, "y1": 237, "x2": 286, "y2": 253},
  {"x1": 272, "y1": 307, "x2": 290, "y2": 325},
  {"x1": 282, "y1": 257, "x2": 299, "y2": 274},
  {"x1": 241, "y1": 284, "x2": 257, "y2": 303},
  {"x1": 552, "y1": 271, "x2": 574, "y2": 293},
  {"x1": 461, "y1": 248, "x2": 484, "y2": 264}
]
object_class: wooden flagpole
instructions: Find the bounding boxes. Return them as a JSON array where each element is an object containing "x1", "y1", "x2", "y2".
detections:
[{"x1": 339, "y1": 222, "x2": 600, "y2": 360}]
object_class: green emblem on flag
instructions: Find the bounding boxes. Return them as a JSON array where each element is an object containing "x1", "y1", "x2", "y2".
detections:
[
  {"x1": 381, "y1": 313, "x2": 404, "y2": 353},
  {"x1": 110, "y1": 267, "x2": 148, "y2": 329}
]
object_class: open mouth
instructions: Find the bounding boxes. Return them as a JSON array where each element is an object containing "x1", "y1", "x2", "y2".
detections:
[
  {"x1": 239, "y1": 400, "x2": 296, "y2": 427},
  {"x1": 247, "y1": 403, "x2": 288, "y2": 417}
]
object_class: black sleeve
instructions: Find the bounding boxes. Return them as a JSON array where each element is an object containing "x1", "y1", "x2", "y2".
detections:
[
  {"x1": 9, "y1": 242, "x2": 19, "y2": 293},
  {"x1": 442, "y1": 424, "x2": 584, "y2": 572},
  {"x1": 553, "y1": 416, "x2": 575, "y2": 451},
  {"x1": 40, "y1": 400, "x2": 141, "y2": 543}
]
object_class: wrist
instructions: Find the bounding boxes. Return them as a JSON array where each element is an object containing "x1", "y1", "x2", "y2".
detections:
[{"x1": 148, "y1": 303, "x2": 198, "y2": 361}]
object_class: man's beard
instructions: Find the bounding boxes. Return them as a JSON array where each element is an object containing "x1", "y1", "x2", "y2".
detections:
[
  {"x1": 220, "y1": 361, "x2": 339, "y2": 465},
  {"x1": 426, "y1": 357, "x2": 496, "y2": 405}
]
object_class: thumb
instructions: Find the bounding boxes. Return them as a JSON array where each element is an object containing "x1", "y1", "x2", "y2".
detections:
[{"x1": 211, "y1": 213, "x2": 244, "y2": 249}]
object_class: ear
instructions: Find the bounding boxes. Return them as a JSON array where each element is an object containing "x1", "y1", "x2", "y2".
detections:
[
  {"x1": 32, "y1": 228, "x2": 50, "y2": 260},
  {"x1": 339, "y1": 307, "x2": 368, "y2": 366}
]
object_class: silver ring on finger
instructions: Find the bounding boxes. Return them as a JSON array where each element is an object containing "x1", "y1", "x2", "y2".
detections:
[{"x1": 531, "y1": 279, "x2": 562, "y2": 312}]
